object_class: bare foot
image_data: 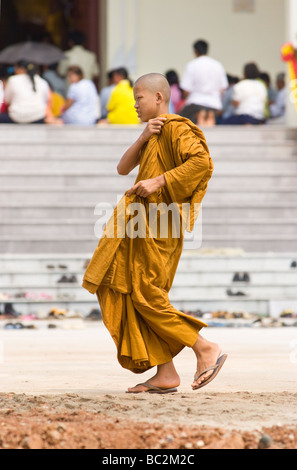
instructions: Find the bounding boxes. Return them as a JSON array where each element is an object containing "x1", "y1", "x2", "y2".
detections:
[
  {"x1": 127, "y1": 361, "x2": 180, "y2": 393},
  {"x1": 191, "y1": 335, "x2": 222, "y2": 389}
]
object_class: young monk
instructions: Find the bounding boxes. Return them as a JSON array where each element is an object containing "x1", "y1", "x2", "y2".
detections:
[{"x1": 82, "y1": 73, "x2": 227, "y2": 393}]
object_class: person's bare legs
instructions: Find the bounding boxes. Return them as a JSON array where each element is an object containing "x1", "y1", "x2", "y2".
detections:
[
  {"x1": 127, "y1": 361, "x2": 180, "y2": 393},
  {"x1": 191, "y1": 334, "x2": 221, "y2": 388}
]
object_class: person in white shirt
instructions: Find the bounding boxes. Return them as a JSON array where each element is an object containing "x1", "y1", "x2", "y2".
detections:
[
  {"x1": 221, "y1": 62, "x2": 267, "y2": 125},
  {"x1": 62, "y1": 65, "x2": 100, "y2": 125},
  {"x1": 269, "y1": 73, "x2": 286, "y2": 119},
  {"x1": 58, "y1": 31, "x2": 100, "y2": 82},
  {"x1": 179, "y1": 39, "x2": 228, "y2": 125},
  {"x1": 0, "y1": 61, "x2": 50, "y2": 124}
]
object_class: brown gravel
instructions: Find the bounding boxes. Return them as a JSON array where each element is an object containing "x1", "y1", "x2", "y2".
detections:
[{"x1": 0, "y1": 393, "x2": 296, "y2": 449}]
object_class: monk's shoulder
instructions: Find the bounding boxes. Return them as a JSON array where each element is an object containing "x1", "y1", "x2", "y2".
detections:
[{"x1": 163, "y1": 118, "x2": 192, "y2": 141}]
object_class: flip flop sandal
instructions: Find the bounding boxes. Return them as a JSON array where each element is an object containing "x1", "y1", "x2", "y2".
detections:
[
  {"x1": 126, "y1": 381, "x2": 178, "y2": 394},
  {"x1": 192, "y1": 353, "x2": 228, "y2": 390}
]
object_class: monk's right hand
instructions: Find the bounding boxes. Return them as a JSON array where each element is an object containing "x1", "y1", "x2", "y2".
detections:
[{"x1": 141, "y1": 117, "x2": 167, "y2": 142}]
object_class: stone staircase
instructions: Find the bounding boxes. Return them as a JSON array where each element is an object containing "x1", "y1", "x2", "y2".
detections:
[
  {"x1": 0, "y1": 252, "x2": 296, "y2": 318},
  {"x1": 0, "y1": 124, "x2": 297, "y2": 318}
]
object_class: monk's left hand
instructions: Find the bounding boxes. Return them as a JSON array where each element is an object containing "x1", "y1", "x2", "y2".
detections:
[{"x1": 127, "y1": 175, "x2": 166, "y2": 197}]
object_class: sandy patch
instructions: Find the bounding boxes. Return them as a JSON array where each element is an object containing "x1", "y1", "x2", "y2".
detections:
[{"x1": 0, "y1": 322, "x2": 297, "y2": 448}]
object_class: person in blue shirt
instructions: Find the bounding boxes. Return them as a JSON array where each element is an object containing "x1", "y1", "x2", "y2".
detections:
[{"x1": 62, "y1": 65, "x2": 100, "y2": 125}]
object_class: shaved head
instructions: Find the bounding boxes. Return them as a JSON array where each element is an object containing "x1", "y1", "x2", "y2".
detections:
[{"x1": 134, "y1": 73, "x2": 171, "y2": 104}]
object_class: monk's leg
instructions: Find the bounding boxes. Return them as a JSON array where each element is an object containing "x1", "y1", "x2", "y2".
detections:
[
  {"x1": 127, "y1": 360, "x2": 180, "y2": 393},
  {"x1": 128, "y1": 334, "x2": 222, "y2": 392},
  {"x1": 191, "y1": 334, "x2": 222, "y2": 388}
]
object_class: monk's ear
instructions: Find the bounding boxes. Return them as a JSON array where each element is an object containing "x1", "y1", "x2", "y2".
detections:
[{"x1": 155, "y1": 91, "x2": 163, "y2": 103}]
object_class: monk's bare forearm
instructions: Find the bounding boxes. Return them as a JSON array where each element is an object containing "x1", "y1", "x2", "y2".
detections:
[
  {"x1": 117, "y1": 117, "x2": 167, "y2": 175},
  {"x1": 117, "y1": 134, "x2": 147, "y2": 175}
]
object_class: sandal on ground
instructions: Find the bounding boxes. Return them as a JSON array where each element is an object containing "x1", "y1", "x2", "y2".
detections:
[
  {"x1": 126, "y1": 381, "x2": 178, "y2": 394},
  {"x1": 192, "y1": 353, "x2": 228, "y2": 390}
]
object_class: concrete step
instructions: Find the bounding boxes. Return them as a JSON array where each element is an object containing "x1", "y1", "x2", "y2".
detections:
[
  {"x1": 202, "y1": 219, "x2": 297, "y2": 236},
  {"x1": 0, "y1": 299, "x2": 99, "y2": 317},
  {"x1": 0, "y1": 144, "x2": 130, "y2": 159},
  {"x1": 0, "y1": 237, "x2": 296, "y2": 253},
  {"x1": 198, "y1": 239, "x2": 297, "y2": 252},
  {"x1": 0, "y1": 206, "x2": 95, "y2": 219},
  {"x1": 0, "y1": 218, "x2": 296, "y2": 237},
  {"x1": 0, "y1": 254, "x2": 90, "y2": 272},
  {"x1": 208, "y1": 175, "x2": 297, "y2": 189},
  {"x1": 178, "y1": 252, "x2": 297, "y2": 270},
  {"x1": 170, "y1": 284, "x2": 297, "y2": 299},
  {"x1": 1, "y1": 283, "x2": 296, "y2": 299},
  {"x1": 203, "y1": 126, "x2": 297, "y2": 142},
  {"x1": 1, "y1": 270, "x2": 296, "y2": 287},
  {"x1": 1, "y1": 143, "x2": 296, "y2": 160},
  {"x1": 0, "y1": 239, "x2": 97, "y2": 253},
  {"x1": 0, "y1": 125, "x2": 144, "y2": 143},
  {"x1": 0, "y1": 159, "x2": 296, "y2": 175},
  {"x1": 0, "y1": 189, "x2": 296, "y2": 205},
  {"x1": 0, "y1": 124, "x2": 296, "y2": 254},
  {"x1": 1, "y1": 252, "x2": 296, "y2": 272},
  {"x1": 0, "y1": 297, "x2": 270, "y2": 317},
  {"x1": 2, "y1": 184, "x2": 297, "y2": 193},
  {"x1": 210, "y1": 144, "x2": 297, "y2": 158},
  {"x1": 0, "y1": 174, "x2": 296, "y2": 189},
  {"x1": 0, "y1": 223, "x2": 296, "y2": 239},
  {"x1": 0, "y1": 123, "x2": 296, "y2": 142},
  {"x1": 0, "y1": 252, "x2": 296, "y2": 317},
  {"x1": 203, "y1": 206, "x2": 297, "y2": 218},
  {"x1": 2, "y1": 202, "x2": 296, "y2": 217}
]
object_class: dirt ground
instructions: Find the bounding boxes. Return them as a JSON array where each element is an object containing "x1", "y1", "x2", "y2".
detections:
[{"x1": 0, "y1": 321, "x2": 297, "y2": 449}]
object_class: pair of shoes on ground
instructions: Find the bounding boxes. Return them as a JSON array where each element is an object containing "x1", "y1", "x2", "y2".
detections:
[
  {"x1": 232, "y1": 272, "x2": 250, "y2": 282},
  {"x1": 4, "y1": 322, "x2": 36, "y2": 330},
  {"x1": 127, "y1": 354, "x2": 228, "y2": 394},
  {"x1": 47, "y1": 264, "x2": 68, "y2": 270},
  {"x1": 226, "y1": 289, "x2": 247, "y2": 296},
  {"x1": 57, "y1": 275, "x2": 77, "y2": 283},
  {"x1": 1, "y1": 302, "x2": 21, "y2": 316},
  {"x1": 85, "y1": 308, "x2": 102, "y2": 320}
]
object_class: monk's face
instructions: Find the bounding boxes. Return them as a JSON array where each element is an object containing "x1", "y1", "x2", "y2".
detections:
[{"x1": 133, "y1": 84, "x2": 160, "y2": 122}]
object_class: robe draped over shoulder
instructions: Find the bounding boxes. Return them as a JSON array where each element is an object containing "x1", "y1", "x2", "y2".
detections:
[{"x1": 82, "y1": 114, "x2": 214, "y2": 373}]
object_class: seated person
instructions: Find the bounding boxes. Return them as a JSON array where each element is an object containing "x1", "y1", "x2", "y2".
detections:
[
  {"x1": 62, "y1": 66, "x2": 100, "y2": 125},
  {"x1": 221, "y1": 63, "x2": 267, "y2": 125},
  {"x1": 0, "y1": 61, "x2": 50, "y2": 124},
  {"x1": 104, "y1": 67, "x2": 140, "y2": 124},
  {"x1": 269, "y1": 72, "x2": 286, "y2": 119},
  {"x1": 165, "y1": 69, "x2": 184, "y2": 113}
]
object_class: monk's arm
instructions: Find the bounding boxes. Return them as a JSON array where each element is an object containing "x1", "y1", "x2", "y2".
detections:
[
  {"x1": 117, "y1": 117, "x2": 167, "y2": 175},
  {"x1": 127, "y1": 174, "x2": 166, "y2": 197},
  {"x1": 117, "y1": 134, "x2": 145, "y2": 175},
  {"x1": 164, "y1": 136, "x2": 212, "y2": 200}
]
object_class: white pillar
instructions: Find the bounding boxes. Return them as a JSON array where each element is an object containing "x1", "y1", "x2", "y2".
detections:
[
  {"x1": 285, "y1": 0, "x2": 297, "y2": 127},
  {"x1": 106, "y1": 0, "x2": 138, "y2": 75}
]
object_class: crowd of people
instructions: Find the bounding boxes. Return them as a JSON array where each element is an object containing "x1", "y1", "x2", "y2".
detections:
[{"x1": 0, "y1": 34, "x2": 286, "y2": 127}]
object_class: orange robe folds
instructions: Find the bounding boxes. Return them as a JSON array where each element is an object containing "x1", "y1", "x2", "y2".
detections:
[{"x1": 82, "y1": 114, "x2": 214, "y2": 373}]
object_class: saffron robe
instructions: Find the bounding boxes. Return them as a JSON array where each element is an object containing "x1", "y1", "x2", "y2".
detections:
[{"x1": 82, "y1": 114, "x2": 214, "y2": 373}]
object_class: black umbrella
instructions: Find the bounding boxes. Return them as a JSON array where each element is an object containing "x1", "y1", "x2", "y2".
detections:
[{"x1": 0, "y1": 41, "x2": 65, "y2": 65}]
